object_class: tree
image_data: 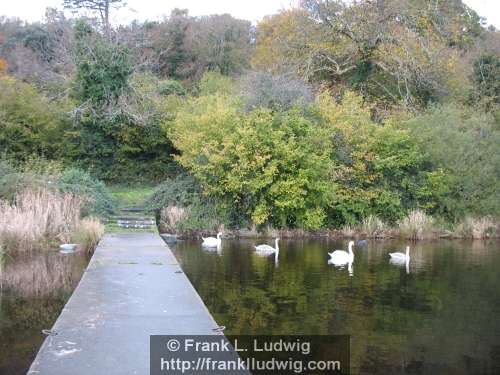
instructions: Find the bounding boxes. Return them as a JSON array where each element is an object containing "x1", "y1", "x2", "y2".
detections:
[
  {"x1": 159, "y1": 9, "x2": 190, "y2": 78},
  {"x1": 315, "y1": 91, "x2": 440, "y2": 225},
  {"x1": 120, "y1": 10, "x2": 253, "y2": 80},
  {"x1": 471, "y1": 54, "x2": 500, "y2": 110},
  {"x1": 63, "y1": 0, "x2": 125, "y2": 35},
  {"x1": 253, "y1": 0, "x2": 482, "y2": 110},
  {"x1": 238, "y1": 71, "x2": 315, "y2": 112},
  {"x1": 71, "y1": 23, "x2": 174, "y2": 181},
  {"x1": 188, "y1": 14, "x2": 252, "y2": 76},
  {"x1": 73, "y1": 20, "x2": 132, "y2": 105},
  {"x1": 0, "y1": 10, "x2": 74, "y2": 90},
  {"x1": 404, "y1": 104, "x2": 500, "y2": 219}
]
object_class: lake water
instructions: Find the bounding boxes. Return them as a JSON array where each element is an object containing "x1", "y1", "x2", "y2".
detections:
[
  {"x1": 0, "y1": 251, "x2": 90, "y2": 375},
  {"x1": 171, "y1": 238, "x2": 500, "y2": 375}
]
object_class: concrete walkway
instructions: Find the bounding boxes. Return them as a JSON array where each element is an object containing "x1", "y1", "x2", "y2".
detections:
[{"x1": 28, "y1": 233, "x2": 222, "y2": 375}]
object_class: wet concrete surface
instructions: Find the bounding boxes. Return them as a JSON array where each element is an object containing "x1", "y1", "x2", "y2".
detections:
[{"x1": 28, "y1": 233, "x2": 223, "y2": 374}]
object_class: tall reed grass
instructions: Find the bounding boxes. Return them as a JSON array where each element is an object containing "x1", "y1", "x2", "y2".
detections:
[
  {"x1": 453, "y1": 216, "x2": 496, "y2": 239},
  {"x1": 0, "y1": 189, "x2": 104, "y2": 254},
  {"x1": 0, "y1": 190, "x2": 81, "y2": 252},
  {"x1": 160, "y1": 205, "x2": 187, "y2": 231},
  {"x1": 397, "y1": 210, "x2": 435, "y2": 240},
  {"x1": 73, "y1": 217, "x2": 105, "y2": 253},
  {"x1": 361, "y1": 215, "x2": 388, "y2": 238}
]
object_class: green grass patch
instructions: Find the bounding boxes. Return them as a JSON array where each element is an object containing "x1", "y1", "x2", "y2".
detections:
[
  {"x1": 109, "y1": 185, "x2": 155, "y2": 209},
  {"x1": 104, "y1": 222, "x2": 158, "y2": 234}
]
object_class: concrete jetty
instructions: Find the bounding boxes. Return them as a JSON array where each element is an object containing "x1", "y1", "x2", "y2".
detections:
[{"x1": 28, "y1": 233, "x2": 222, "y2": 375}]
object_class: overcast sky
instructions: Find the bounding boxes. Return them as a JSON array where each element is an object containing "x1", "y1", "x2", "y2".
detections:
[{"x1": 0, "y1": 0, "x2": 499, "y2": 28}]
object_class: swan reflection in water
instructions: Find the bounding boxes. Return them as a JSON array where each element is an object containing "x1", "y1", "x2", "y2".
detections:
[
  {"x1": 327, "y1": 259, "x2": 354, "y2": 276},
  {"x1": 253, "y1": 248, "x2": 279, "y2": 267},
  {"x1": 201, "y1": 243, "x2": 222, "y2": 255},
  {"x1": 389, "y1": 257, "x2": 410, "y2": 274}
]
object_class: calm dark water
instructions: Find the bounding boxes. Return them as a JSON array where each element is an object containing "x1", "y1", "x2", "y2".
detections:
[
  {"x1": 0, "y1": 251, "x2": 89, "y2": 375},
  {"x1": 171, "y1": 238, "x2": 500, "y2": 375}
]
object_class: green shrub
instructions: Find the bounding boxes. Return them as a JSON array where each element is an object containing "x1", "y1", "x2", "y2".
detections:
[
  {"x1": 0, "y1": 159, "x2": 20, "y2": 201},
  {"x1": 151, "y1": 173, "x2": 239, "y2": 231},
  {"x1": 147, "y1": 173, "x2": 202, "y2": 210},
  {"x1": 404, "y1": 104, "x2": 500, "y2": 219},
  {"x1": 0, "y1": 76, "x2": 71, "y2": 162},
  {"x1": 58, "y1": 168, "x2": 114, "y2": 217},
  {"x1": 198, "y1": 71, "x2": 234, "y2": 96},
  {"x1": 158, "y1": 80, "x2": 187, "y2": 96},
  {"x1": 318, "y1": 91, "x2": 439, "y2": 226},
  {"x1": 74, "y1": 20, "x2": 133, "y2": 104},
  {"x1": 176, "y1": 197, "x2": 229, "y2": 231},
  {"x1": 172, "y1": 94, "x2": 334, "y2": 229},
  {"x1": 0, "y1": 157, "x2": 61, "y2": 202}
]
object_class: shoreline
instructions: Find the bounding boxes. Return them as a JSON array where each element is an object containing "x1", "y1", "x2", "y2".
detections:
[{"x1": 160, "y1": 228, "x2": 500, "y2": 241}]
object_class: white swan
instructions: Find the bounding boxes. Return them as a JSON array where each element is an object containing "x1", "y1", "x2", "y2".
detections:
[
  {"x1": 389, "y1": 246, "x2": 410, "y2": 261},
  {"x1": 328, "y1": 240, "x2": 355, "y2": 264},
  {"x1": 254, "y1": 239, "x2": 280, "y2": 266},
  {"x1": 202, "y1": 232, "x2": 222, "y2": 247},
  {"x1": 255, "y1": 238, "x2": 279, "y2": 255}
]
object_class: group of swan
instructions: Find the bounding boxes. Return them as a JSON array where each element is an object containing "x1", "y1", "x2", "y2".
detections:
[
  {"x1": 202, "y1": 234, "x2": 280, "y2": 261},
  {"x1": 203, "y1": 234, "x2": 409, "y2": 273},
  {"x1": 328, "y1": 241, "x2": 411, "y2": 275}
]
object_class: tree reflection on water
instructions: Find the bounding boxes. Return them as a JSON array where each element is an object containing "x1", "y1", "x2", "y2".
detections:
[
  {"x1": 172, "y1": 239, "x2": 500, "y2": 375},
  {"x1": 0, "y1": 250, "x2": 89, "y2": 375}
]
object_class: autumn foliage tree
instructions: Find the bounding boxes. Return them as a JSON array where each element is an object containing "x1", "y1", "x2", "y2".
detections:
[{"x1": 253, "y1": 0, "x2": 483, "y2": 111}]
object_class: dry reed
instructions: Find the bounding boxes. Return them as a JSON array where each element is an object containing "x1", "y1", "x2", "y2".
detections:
[
  {"x1": 73, "y1": 217, "x2": 105, "y2": 253},
  {"x1": 0, "y1": 189, "x2": 82, "y2": 253},
  {"x1": 160, "y1": 205, "x2": 187, "y2": 231},
  {"x1": 397, "y1": 210, "x2": 435, "y2": 240},
  {"x1": 361, "y1": 215, "x2": 387, "y2": 238},
  {"x1": 453, "y1": 216, "x2": 496, "y2": 239}
]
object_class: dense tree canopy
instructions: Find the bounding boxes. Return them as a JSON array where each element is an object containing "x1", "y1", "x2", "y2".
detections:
[
  {"x1": 0, "y1": 0, "x2": 498, "y2": 228},
  {"x1": 252, "y1": 0, "x2": 487, "y2": 111}
]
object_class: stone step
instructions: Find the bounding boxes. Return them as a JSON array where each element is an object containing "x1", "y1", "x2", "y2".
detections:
[
  {"x1": 117, "y1": 221, "x2": 155, "y2": 226},
  {"x1": 117, "y1": 223, "x2": 155, "y2": 229},
  {"x1": 116, "y1": 219, "x2": 154, "y2": 224},
  {"x1": 107, "y1": 216, "x2": 155, "y2": 221}
]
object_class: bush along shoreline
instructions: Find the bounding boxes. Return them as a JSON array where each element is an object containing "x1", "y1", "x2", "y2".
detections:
[{"x1": 156, "y1": 206, "x2": 499, "y2": 241}]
